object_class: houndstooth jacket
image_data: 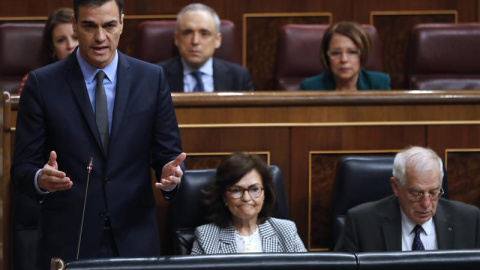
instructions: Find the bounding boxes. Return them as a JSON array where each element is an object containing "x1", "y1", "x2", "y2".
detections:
[{"x1": 191, "y1": 217, "x2": 307, "y2": 254}]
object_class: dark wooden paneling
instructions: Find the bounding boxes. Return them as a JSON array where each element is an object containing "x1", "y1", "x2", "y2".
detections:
[
  {"x1": 445, "y1": 150, "x2": 480, "y2": 206},
  {"x1": 290, "y1": 126, "x2": 426, "y2": 250},
  {"x1": 372, "y1": 12, "x2": 457, "y2": 89},
  {"x1": 244, "y1": 14, "x2": 331, "y2": 90},
  {"x1": 1, "y1": 0, "x2": 480, "y2": 90}
]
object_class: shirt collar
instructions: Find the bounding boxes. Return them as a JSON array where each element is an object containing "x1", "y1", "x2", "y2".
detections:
[
  {"x1": 76, "y1": 48, "x2": 119, "y2": 83},
  {"x1": 181, "y1": 57, "x2": 214, "y2": 77},
  {"x1": 400, "y1": 208, "x2": 434, "y2": 236}
]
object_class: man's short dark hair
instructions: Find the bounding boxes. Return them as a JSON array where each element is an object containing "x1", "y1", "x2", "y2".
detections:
[{"x1": 73, "y1": 0, "x2": 123, "y2": 20}]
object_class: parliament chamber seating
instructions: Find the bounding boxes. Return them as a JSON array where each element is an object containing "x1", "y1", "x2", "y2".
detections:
[
  {"x1": 408, "y1": 23, "x2": 480, "y2": 90},
  {"x1": 331, "y1": 156, "x2": 449, "y2": 250},
  {"x1": 131, "y1": 20, "x2": 241, "y2": 65},
  {"x1": 2, "y1": 92, "x2": 40, "y2": 270},
  {"x1": 167, "y1": 166, "x2": 289, "y2": 255},
  {"x1": 275, "y1": 24, "x2": 384, "y2": 90},
  {"x1": 56, "y1": 250, "x2": 480, "y2": 270},
  {"x1": 0, "y1": 22, "x2": 44, "y2": 93}
]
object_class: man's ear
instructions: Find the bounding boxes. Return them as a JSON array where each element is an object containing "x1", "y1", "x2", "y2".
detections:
[
  {"x1": 215, "y1": 32, "x2": 222, "y2": 49},
  {"x1": 174, "y1": 31, "x2": 179, "y2": 47},
  {"x1": 390, "y1": 177, "x2": 399, "y2": 197}
]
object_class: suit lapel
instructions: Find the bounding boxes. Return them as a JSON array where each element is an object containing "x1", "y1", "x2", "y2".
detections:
[
  {"x1": 381, "y1": 196, "x2": 402, "y2": 251},
  {"x1": 66, "y1": 52, "x2": 104, "y2": 152},
  {"x1": 213, "y1": 58, "x2": 231, "y2": 91},
  {"x1": 434, "y1": 201, "x2": 454, "y2": 249},
  {"x1": 109, "y1": 52, "x2": 131, "y2": 149},
  {"x1": 259, "y1": 220, "x2": 281, "y2": 252},
  {"x1": 165, "y1": 58, "x2": 184, "y2": 92},
  {"x1": 217, "y1": 226, "x2": 237, "y2": 254}
]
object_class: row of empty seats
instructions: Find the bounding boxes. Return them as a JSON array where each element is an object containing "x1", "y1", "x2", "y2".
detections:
[{"x1": 1, "y1": 21, "x2": 480, "y2": 92}]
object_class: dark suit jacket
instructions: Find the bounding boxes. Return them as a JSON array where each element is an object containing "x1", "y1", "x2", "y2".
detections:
[
  {"x1": 158, "y1": 57, "x2": 253, "y2": 92},
  {"x1": 335, "y1": 195, "x2": 480, "y2": 252},
  {"x1": 12, "y1": 50, "x2": 183, "y2": 269},
  {"x1": 299, "y1": 70, "x2": 391, "y2": 90}
]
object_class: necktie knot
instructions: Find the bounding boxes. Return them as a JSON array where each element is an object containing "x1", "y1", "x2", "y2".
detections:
[
  {"x1": 412, "y1": 225, "x2": 425, "y2": 250},
  {"x1": 96, "y1": 70, "x2": 106, "y2": 84},
  {"x1": 191, "y1": 70, "x2": 204, "y2": 92}
]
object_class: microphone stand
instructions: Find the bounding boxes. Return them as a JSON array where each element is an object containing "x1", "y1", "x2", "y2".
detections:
[{"x1": 76, "y1": 157, "x2": 93, "y2": 260}]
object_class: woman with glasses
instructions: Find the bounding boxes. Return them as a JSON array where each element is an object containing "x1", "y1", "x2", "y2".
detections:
[
  {"x1": 300, "y1": 21, "x2": 390, "y2": 91},
  {"x1": 191, "y1": 152, "x2": 306, "y2": 254}
]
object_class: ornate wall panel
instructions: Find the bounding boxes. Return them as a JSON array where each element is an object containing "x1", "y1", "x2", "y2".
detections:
[
  {"x1": 445, "y1": 149, "x2": 480, "y2": 207},
  {"x1": 371, "y1": 11, "x2": 457, "y2": 89}
]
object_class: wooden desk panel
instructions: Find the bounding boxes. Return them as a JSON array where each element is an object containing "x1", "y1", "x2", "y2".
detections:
[{"x1": 4, "y1": 91, "x2": 480, "y2": 259}]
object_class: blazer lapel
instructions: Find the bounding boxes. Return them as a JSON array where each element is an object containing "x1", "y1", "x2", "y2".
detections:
[
  {"x1": 434, "y1": 202, "x2": 454, "y2": 249},
  {"x1": 213, "y1": 58, "x2": 232, "y2": 91},
  {"x1": 66, "y1": 51, "x2": 103, "y2": 153},
  {"x1": 381, "y1": 196, "x2": 402, "y2": 251},
  {"x1": 259, "y1": 220, "x2": 281, "y2": 252},
  {"x1": 109, "y1": 52, "x2": 131, "y2": 150},
  {"x1": 217, "y1": 227, "x2": 237, "y2": 254}
]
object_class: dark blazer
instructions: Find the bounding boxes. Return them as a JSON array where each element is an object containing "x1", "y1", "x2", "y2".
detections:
[
  {"x1": 191, "y1": 218, "x2": 306, "y2": 254},
  {"x1": 158, "y1": 57, "x2": 253, "y2": 92},
  {"x1": 335, "y1": 195, "x2": 480, "y2": 252},
  {"x1": 299, "y1": 70, "x2": 391, "y2": 90},
  {"x1": 12, "y1": 50, "x2": 183, "y2": 269}
]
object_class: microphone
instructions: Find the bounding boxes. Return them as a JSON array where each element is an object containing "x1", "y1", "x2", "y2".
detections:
[{"x1": 76, "y1": 157, "x2": 93, "y2": 260}]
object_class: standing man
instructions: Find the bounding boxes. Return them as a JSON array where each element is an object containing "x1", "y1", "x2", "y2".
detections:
[
  {"x1": 11, "y1": 0, "x2": 185, "y2": 269},
  {"x1": 335, "y1": 146, "x2": 480, "y2": 252},
  {"x1": 158, "y1": 3, "x2": 253, "y2": 92}
]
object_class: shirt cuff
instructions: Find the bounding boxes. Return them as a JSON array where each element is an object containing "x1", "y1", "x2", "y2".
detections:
[{"x1": 35, "y1": 169, "x2": 49, "y2": 195}]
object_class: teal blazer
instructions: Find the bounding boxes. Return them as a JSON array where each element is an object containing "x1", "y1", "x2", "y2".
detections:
[{"x1": 299, "y1": 70, "x2": 391, "y2": 91}]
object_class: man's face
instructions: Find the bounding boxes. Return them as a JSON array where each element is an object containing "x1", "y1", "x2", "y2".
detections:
[
  {"x1": 174, "y1": 9, "x2": 221, "y2": 69},
  {"x1": 73, "y1": 0, "x2": 123, "y2": 68},
  {"x1": 390, "y1": 164, "x2": 442, "y2": 225}
]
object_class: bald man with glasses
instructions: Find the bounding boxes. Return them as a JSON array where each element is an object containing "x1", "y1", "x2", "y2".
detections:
[{"x1": 335, "y1": 146, "x2": 480, "y2": 252}]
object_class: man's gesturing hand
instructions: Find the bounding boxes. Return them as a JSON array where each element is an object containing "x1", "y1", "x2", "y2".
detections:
[{"x1": 156, "y1": 152, "x2": 186, "y2": 191}]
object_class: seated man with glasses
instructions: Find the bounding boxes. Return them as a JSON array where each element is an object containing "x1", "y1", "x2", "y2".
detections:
[
  {"x1": 191, "y1": 152, "x2": 306, "y2": 254},
  {"x1": 335, "y1": 146, "x2": 480, "y2": 252},
  {"x1": 300, "y1": 21, "x2": 390, "y2": 91}
]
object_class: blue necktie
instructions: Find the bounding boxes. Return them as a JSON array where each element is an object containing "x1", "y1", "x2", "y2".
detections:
[
  {"x1": 191, "y1": 70, "x2": 204, "y2": 92},
  {"x1": 412, "y1": 225, "x2": 425, "y2": 250},
  {"x1": 95, "y1": 71, "x2": 109, "y2": 155}
]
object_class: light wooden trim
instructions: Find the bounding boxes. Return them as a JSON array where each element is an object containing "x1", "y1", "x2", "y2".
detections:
[
  {"x1": 444, "y1": 148, "x2": 480, "y2": 169},
  {"x1": 124, "y1": 15, "x2": 176, "y2": 20},
  {"x1": 179, "y1": 121, "x2": 480, "y2": 129},
  {"x1": 186, "y1": 151, "x2": 271, "y2": 165},
  {"x1": 370, "y1": 10, "x2": 458, "y2": 25},
  {"x1": 307, "y1": 149, "x2": 400, "y2": 251},
  {"x1": 242, "y1": 12, "x2": 333, "y2": 67},
  {"x1": 0, "y1": 16, "x2": 47, "y2": 21}
]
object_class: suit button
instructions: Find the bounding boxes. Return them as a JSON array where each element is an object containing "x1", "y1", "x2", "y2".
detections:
[{"x1": 99, "y1": 211, "x2": 106, "y2": 218}]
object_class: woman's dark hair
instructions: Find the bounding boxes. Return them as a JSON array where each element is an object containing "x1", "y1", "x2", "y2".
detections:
[
  {"x1": 204, "y1": 152, "x2": 277, "y2": 228},
  {"x1": 39, "y1": 8, "x2": 74, "y2": 66},
  {"x1": 319, "y1": 21, "x2": 372, "y2": 72}
]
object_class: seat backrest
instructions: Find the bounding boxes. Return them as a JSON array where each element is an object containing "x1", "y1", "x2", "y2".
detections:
[
  {"x1": 168, "y1": 165, "x2": 289, "y2": 255},
  {"x1": 275, "y1": 24, "x2": 383, "y2": 90},
  {"x1": 331, "y1": 156, "x2": 449, "y2": 250},
  {"x1": 408, "y1": 23, "x2": 480, "y2": 90},
  {"x1": 0, "y1": 23, "x2": 44, "y2": 92},
  {"x1": 132, "y1": 20, "x2": 241, "y2": 65}
]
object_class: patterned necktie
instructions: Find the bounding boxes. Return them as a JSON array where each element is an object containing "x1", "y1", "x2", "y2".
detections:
[
  {"x1": 95, "y1": 70, "x2": 109, "y2": 155},
  {"x1": 191, "y1": 70, "x2": 204, "y2": 92},
  {"x1": 412, "y1": 225, "x2": 425, "y2": 250}
]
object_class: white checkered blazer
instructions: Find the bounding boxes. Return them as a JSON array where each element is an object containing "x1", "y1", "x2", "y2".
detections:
[{"x1": 191, "y1": 217, "x2": 307, "y2": 254}]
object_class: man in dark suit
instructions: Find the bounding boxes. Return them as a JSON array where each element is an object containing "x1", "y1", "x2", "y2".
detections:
[
  {"x1": 11, "y1": 1, "x2": 185, "y2": 269},
  {"x1": 335, "y1": 146, "x2": 480, "y2": 252},
  {"x1": 158, "y1": 3, "x2": 253, "y2": 92}
]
